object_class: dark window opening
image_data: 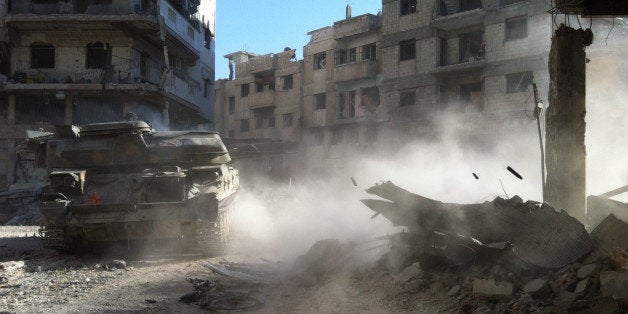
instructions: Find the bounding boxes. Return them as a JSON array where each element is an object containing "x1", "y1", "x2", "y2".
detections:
[
  {"x1": 399, "y1": 39, "x2": 416, "y2": 61},
  {"x1": 204, "y1": 29, "x2": 213, "y2": 49},
  {"x1": 335, "y1": 49, "x2": 347, "y2": 65},
  {"x1": 349, "y1": 47, "x2": 357, "y2": 63},
  {"x1": 459, "y1": 31, "x2": 485, "y2": 62},
  {"x1": 505, "y1": 16, "x2": 527, "y2": 41},
  {"x1": 228, "y1": 130, "x2": 234, "y2": 137},
  {"x1": 506, "y1": 71, "x2": 533, "y2": 93},
  {"x1": 16, "y1": 96, "x2": 64, "y2": 125},
  {"x1": 282, "y1": 113, "x2": 293, "y2": 128},
  {"x1": 255, "y1": 116, "x2": 263, "y2": 128},
  {"x1": 241, "y1": 83, "x2": 249, "y2": 97},
  {"x1": 30, "y1": 43, "x2": 55, "y2": 69},
  {"x1": 400, "y1": 90, "x2": 416, "y2": 106},
  {"x1": 256, "y1": 82, "x2": 264, "y2": 92},
  {"x1": 281, "y1": 74, "x2": 293, "y2": 90},
  {"x1": 362, "y1": 87, "x2": 380, "y2": 113},
  {"x1": 460, "y1": 82, "x2": 483, "y2": 111},
  {"x1": 269, "y1": 116, "x2": 275, "y2": 127},
  {"x1": 253, "y1": 107, "x2": 274, "y2": 129},
  {"x1": 269, "y1": 81, "x2": 275, "y2": 91},
  {"x1": 315, "y1": 93, "x2": 326, "y2": 110},
  {"x1": 240, "y1": 119, "x2": 249, "y2": 132},
  {"x1": 439, "y1": 0, "x2": 481, "y2": 16},
  {"x1": 204, "y1": 79, "x2": 212, "y2": 98},
  {"x1": 400, "y1": 0, "x2": 417, "y2": 15},
  {"x1": 86, "y1": 42, "x2": 111, "y2": 69},
  {"x1": 338, "y1": 91, "x2": 356, "y2": 119},
  {"x1": 439, "y1": 37, "x2": 448, "y2": 66},
  {"x1": 228, "y1": 96, "x2": 235, "y2": 114},
  {"x1": 140, "y1": 52, "x2": 150, "y2": 80},
  {"x1": 314, "y1": 52, "x2": 326, "y2": 70},
  {"x1": 363, "y1": 43, "x2": 377, "y2": 61}
]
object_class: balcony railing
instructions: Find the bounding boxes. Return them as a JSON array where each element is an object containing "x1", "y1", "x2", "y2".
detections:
[
  {"x1": 432, "y1": 0, "x2": 484, "y2": 31},
  {"x1": 335, "y1": 60, "x2": 378, "y2": 83}
]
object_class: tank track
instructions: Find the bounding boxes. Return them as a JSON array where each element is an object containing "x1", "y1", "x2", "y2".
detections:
[{"x1": 193, "y1": 208, "x2": 232, "y2": 255}]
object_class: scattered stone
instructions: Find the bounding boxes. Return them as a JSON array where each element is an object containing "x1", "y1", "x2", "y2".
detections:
[
  {"x1": 473, "y1": 304, "x2": 491, "y2": 313},
  {"x1": 0, "y1": 276, "x2": 7, "y2": 284},
  {"x1": 394, "y1": 262, "x2": 423, "y2": 283},
  {"x1": 574, "y1": 278, "x2": 590, "y2": 295},
  {"x1": 577, "y1": 263, "x2": 597, "y2": 278},
  {"x1": 447, "y1": 285, "x2": 461, "y2": 296},
  {"x1": 36, "y1": 266, "x2": 42, "y2": 272},
  {"x1": 523, "y1": 277, "x2": 548, "y2": 295},
  {"x1": 145, "y1": 299, "x2": 157, "y2": 304},
  {"x1": 472, "y1": 279, "x2": 514, "y2": 297},
  {"x1": 112, "y1": 260, "x2": 126, "y2": 269},
  {"x1": 599, "y1": 270, "x2": 628, "y2": 300}
]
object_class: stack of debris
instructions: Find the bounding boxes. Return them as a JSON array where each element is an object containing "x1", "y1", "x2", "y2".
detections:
[{"x1": 361, "y1": 181, "x2": 628, "y2": 312}]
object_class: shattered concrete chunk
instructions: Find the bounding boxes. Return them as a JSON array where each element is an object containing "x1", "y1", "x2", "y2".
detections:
[
  {"x1": 447, "y1": 285, "x2": 461, "y2": 296},
  {"x1": 576, "y1": 263, "x2": 597, "y2": 279},
  {"x1": 599, "y1": 270, "x2": 628, "y2": 300},
  {"x1": 394, "y1": 262, "x2": 422, "y2": 283},
  {"x1": 585, "y1": 214, "x2": 628, "y2": 264},
  {"x1": 523, "y1": 278, "x2": 548, "y2": 295},
  {"x1": 361, "y1": 181, "x2": 593, "y2": 268},
  {"x1": 112, "y1": 260, "x2": 126, "y2": 269},
  {"x1": 574, "y1": 278, "x2": 590, "y2": 295},
  {"x1": 472, "y1": 279, "x2": 514, "y2": 297}
]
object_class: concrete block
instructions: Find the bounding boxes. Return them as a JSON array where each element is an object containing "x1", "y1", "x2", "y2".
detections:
[
  {"x1": 574, "y1": 278, "x2": 590, "y2": 295},
  {"x1": 472, "y1": 278, "x2": 514, "y2": 297},
  {"x1": 599, "y1": 270, "x2": 628, "y2": 300},
  {"x1": 576, "y1": 263, "x2": 597, "y2": 279}
]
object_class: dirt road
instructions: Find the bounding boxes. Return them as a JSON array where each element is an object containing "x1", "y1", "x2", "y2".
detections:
[{"x1": 0, "y1": 226, "x2": 444, "y2": 313}]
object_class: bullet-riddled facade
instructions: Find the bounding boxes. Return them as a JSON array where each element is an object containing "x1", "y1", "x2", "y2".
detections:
[
  {"x1": 0, "y1": 0, "x2": 216, "y2": 190},
  {"x1": 215, "y1": 0, "x2": 552, "y2": 175}
]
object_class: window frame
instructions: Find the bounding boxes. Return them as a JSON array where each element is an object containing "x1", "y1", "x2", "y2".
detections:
[
  {"x1": 505, "y1": 16, "x2": 528, "y2": 41},
  {"x1": 400, "y1": 90, "x2": 416, "y2": 107},
  {"x1": 313, "y1": 52, "x2": 326, "y2": 70},
  {"x1": 400, "y1": 0, "x2": 417, "y2": 16},
  {"x1": 30, "y1": 43, "x2": 56, "y2": 69},
  {"x1": 505, "y1": 71, "x2": 534, "y2": 93},
  {"x1": 281, "y1": 74, "x2": 293, "y2": 90},
  {"x1": 240, "y1": 83, "x2": 250, "y2": 97},
  {"x1": 228, "y1": 96, "x2": 235, "y2": 114},
  {"x1": 314, "y1": 93, "x2": 326, "y2": 110}
]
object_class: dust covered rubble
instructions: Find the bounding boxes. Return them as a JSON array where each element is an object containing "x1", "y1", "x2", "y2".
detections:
[{"x1": 360, "y1": 181, "x2": 628, "y2": 313}]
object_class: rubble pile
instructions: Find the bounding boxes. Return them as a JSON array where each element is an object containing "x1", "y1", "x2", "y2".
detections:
[
  {"x1": 0, "y1": 187, "x2": 42, "y2": 225},
  {"x1": 361, "y1": 181, "x2": 628, "y2": 312}
]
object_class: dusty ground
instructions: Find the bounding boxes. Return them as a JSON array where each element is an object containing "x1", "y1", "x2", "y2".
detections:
[{"x1": 0, "y1": 226, "x2": 447, "y2": 313}]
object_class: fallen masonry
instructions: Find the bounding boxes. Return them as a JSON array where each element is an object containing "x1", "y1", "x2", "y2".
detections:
[{"x1": 360, "y1": 181, "x2": 628, "y2": 312}]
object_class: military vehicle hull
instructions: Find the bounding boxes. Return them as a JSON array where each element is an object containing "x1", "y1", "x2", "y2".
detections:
[{"x1": 23, "y1": 121, "x2": 239, "y2": 253}]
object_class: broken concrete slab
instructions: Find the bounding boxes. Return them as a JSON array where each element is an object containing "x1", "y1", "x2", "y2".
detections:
[
  {"x1": 577, "y1": 263, "x2": 597, "y2": 278},
  {"x1": 523, "y1": 277, "x2": 548, "y2": 295},
  {"x1": 584, "y1": 214, "x2": 628, "y2": 264},
  {"x1": 394, "y1": 262, "x2": 423, "y2": 283},
  {"x1": 574, "y1": 278, "x2": 590, "y2": 295},
  {"x1": 203, "y1": 262, "x2": 261, "y2": 282},
  {"x1": 472, "y1": 279, "x2": 514, "y2": 297},
  {"x1": 447, "y1": 285, "x2": 461, "y2": 296},
  {"x1": 361, "y1": 181, "x2": 593, "y2": 268},
  {"x1": 599, "y1": 270, "x2": 628, "y2": 300}
]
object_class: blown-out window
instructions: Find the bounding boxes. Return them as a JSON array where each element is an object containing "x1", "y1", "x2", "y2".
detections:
[
  {"x1": 86, "y1": 42, "x2": 111, "y2": 69},
  {"x1": 30, "y1": 43, "x2": 55, "y2": 69}
]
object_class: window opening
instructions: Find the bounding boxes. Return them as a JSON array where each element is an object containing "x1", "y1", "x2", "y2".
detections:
[
  {"x1": 400, "y1": 90, "x2": 416, "y2": 106},
  {"x1": 30, "y1": 43, "x2": 55, "y2": 69},
  {"x1": 399, "y1": 40, "x2": 416, "y2": 61}
]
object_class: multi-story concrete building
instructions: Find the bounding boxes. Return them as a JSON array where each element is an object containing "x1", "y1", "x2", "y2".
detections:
[
  {"x1": 0, "y1": 0, "x2": 216, "y2": 190},
  {"x1": 216, "y1": 0, "x2": 552, "y2": 176}
]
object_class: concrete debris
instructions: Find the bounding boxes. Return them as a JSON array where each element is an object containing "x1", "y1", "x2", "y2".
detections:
[
  {"x1": 599, "y1": 270, "x2": 628, "y2": 300},
  {"x1": 577, "y1": 263, "x2": 597, "y2": 278},
  {"x1": 111, "y1": 260, "x2": 126, "y2": 269},
  {"x1": 203, "y1": 262, "x2": 260, "y2": 282},
  {"x1": 523, "y1": 277, "x2": 548, "y2": 295},
  {"x1": 394, "y1": 262, "x2": 423, "y2": 283},
  {"x1": 584, "y1": 213, "x2": 628, "y2": 263},
  {"x1": 361, "y1": 181, "x2": 593, "y2": 268},
  {"x1": 447, "y1": 285, "x2": 461, "y2": 296},
  {"x1": 180, "y1": 278, "x2": 264, "y2": 311},
  {"x1": 472, "y1": 279, "x2": 514, "y2": 297},
  {"x1": 574, "y1": 278, "x2": 590, "y2": 295},
  {"x1": 293, "y1": 239, "x2": 356, "y2": 284}
]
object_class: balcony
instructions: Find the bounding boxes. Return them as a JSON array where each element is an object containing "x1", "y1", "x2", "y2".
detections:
[
  {"x1": 6, "y1": 0, "x2": 158, "y2": 32},
  {"x1": 160, "y1": 0, "x2": 203, "y2": 57},
  {"x1": 431, "y1": 58, "x2": 486, "y2": 75},
  {"x1": 247, "y1": 54, "x2": 275, "y2": 74},
  {"x1": 432, "y1": 0, "x2": 484, "y2": 31},
  {"x1": 248, "y1": 92, "x2": 275, "y2": 110},
  {"x1": 333, "y1": 14, "x2": 381, "y2": 40},
  {"x1": 335, "y1": 60, "x2": 378, "y2": 83}
]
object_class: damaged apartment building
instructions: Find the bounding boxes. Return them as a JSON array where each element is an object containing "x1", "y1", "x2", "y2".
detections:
[
  {"x1": 218, "y1": 0, "x2": 552, "y2": 176},
  {"x1": 0, "y1": 0, "x2": 216, "y2": 190}
]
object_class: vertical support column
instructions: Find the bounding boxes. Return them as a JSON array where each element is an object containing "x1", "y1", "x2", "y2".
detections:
[
  {"x1": 7, "y1": 94, "x2": 15, "y2": 125},
  {"x1": 64, "y1": 95, "x2": 73, "y2": 125},
  {"x1": 545, "y1": 25, "x2": 590, "y2": 221},
  {"x1": 163, "y1": 101, "x2": 170, "y2": 129}
]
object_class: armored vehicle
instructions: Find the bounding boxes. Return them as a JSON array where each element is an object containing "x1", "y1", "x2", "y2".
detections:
[{"x1": 22, "y1": 121, "x2": 239, "y2": 252}]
